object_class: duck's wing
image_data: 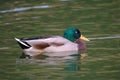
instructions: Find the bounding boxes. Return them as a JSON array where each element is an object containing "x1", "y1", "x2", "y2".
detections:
[
  {"x1": 21, "y1": 36, "x2": 69, "y2": 49},
  {"x1": 21, "y1": 36, "x2": 51, "y2": 41}
]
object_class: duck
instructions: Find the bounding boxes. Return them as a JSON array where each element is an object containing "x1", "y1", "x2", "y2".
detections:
[{"x1": 15, "y1": 27, "x2": 89, "y2": 58}]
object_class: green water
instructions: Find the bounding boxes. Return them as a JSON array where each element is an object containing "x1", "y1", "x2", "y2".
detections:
[{"x1": 0, "y1": 0, "x2": 120, "y2": 80}]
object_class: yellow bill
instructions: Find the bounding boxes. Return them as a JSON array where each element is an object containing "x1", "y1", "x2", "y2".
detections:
[{"x1": 79, "y1": 35, "x2": 90, "y2": 41}]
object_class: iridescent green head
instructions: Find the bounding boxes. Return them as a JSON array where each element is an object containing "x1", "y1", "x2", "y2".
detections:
[
  {"x1": 63, "y1": 27, "x2": 81, "y2": 42},
  {"x1": 63, "y1": 27, "x2": 90, "y2": 42}
]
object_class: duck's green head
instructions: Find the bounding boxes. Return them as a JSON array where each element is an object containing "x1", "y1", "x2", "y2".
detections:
[{"x1": 63, "y1": 27, "x2": 89, "y2": 42}]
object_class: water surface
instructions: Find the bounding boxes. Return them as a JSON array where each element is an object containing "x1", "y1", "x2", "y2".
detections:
[{"x1": 0, "y1": 0, "x2": 120, "y2": 80}]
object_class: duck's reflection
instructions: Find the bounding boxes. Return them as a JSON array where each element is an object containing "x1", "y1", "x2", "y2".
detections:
[{"x1": 17, "y1": 51, "x2": 87, "y2": 71}]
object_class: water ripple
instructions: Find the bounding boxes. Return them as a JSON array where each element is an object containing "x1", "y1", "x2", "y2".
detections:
[
  {"x1": 89, "y1": 35, "x2": 120, "y2": 40},
  {"x1": 0, "y1": 5, "x2": 51, "y2": 13}
]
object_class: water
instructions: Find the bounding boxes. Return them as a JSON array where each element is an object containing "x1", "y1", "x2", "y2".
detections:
[
  {"x1": 1, "y1": 49, "x2": 119, "y2": 80},
  {"x1": 0, "y1": 0, "x2": 120, "y2": 80},
  {"x1": 0, "y1": 5, "x2": 51, "y2": 13},
  {"x1": 89, "y1": 35, "x2": 120, "y2": 40},
  {"x1": 15, "y1": 55, "x2": 80, "y2": 80},
  {"x1": 1, "y1": 36, "x2": 119, "y2": 80}
]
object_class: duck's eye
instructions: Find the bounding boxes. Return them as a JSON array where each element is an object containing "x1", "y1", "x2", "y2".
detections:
[
  {"x1": 75, "y1": 30, "x2": 80, "y2": 34},
  {"x1": 73, "y1": 29, "x2": 81, "y2": 39}
]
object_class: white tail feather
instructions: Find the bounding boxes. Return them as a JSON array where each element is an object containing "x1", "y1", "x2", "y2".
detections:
[{"x1": 14, "y1": 38, "x2": 30, "y2": 47}]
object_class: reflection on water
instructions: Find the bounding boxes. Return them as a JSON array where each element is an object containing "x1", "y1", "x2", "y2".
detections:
[
  {"x1": 60, "y1": 0, "x2": 71, "y2": 1},
  {"x1": 0, "y1": 5, "x2": 51, "y2": 13},
  {"x1": 15, "y1": 51, "x2": 82, "y2": 80},
  {"x1": 0, "y1": 0, "x2": 72, "y2": 13},
  {"x1": 89, "y1": 35, "x2": 120, "y2": 40},
  {"x1": 16, "y1": 51, "x2": 81, "y2": 71}
]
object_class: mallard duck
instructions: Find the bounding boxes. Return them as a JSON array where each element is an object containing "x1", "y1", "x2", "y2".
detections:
[{"x1": 15, "y1": 27, "x2": 89, "y2": 57}]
